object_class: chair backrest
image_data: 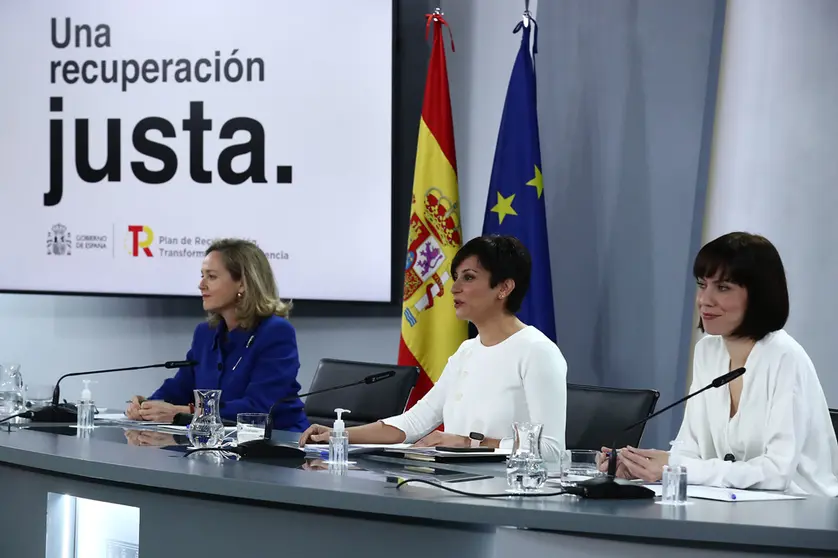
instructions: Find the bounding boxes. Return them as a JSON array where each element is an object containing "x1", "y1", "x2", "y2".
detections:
[
  {"x1": 303, "y1": 358, "x2": 420, "y2": 427},
  {"x1": 830, "y1": 409, "x2": 838, "y2": 442},
  {"x1": 566, "y1": 383, "x2": 660, "y2": 450}
]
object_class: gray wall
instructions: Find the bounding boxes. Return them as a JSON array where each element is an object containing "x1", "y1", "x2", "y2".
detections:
[
  {"x1": 537, "y1": 0, "x2": 726, "y2": 447},
  {"x1": 703, "y1": 0, "x2": 838, "y2": 406},
  {"x1": 0, "y1": 293, "x2": 401, "y2": 410}
]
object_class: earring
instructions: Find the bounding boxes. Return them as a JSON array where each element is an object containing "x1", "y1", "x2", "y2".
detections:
[
  {"x1": 498, "y1": 294, "x2": 505, "y2": 300},
  {"x1": 237, "y1": 292, "x2": 243, "y2": 299}
]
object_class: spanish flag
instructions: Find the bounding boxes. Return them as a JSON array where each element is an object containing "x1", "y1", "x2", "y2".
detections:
[{"x1": 398, "y1": 13, "x2": 467, "y2": 410}]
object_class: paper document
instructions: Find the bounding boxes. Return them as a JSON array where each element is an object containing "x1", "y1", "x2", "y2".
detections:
[
  {"x1": 95, "y1": 413, "x2": 132, "y2": 421},
  {"x1": 155, "y1": 425, "x2": 236, "y2": 435},
  {"x1": 644, "y1": 484, "x2": 805, "y2": 502},
  {"x1": 94, "y1": 414, "x2": 171, "y2": 427}
]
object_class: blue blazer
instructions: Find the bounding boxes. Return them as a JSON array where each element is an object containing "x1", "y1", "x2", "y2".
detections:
[{"x1": 149, "y1": 315, "x2": 309, "y2": 431}]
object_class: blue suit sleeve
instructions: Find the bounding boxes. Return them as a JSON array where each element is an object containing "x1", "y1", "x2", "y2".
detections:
[
  {"x1": 149, "y1": 347, "x2": 197, "y2": 405},
  {"x1": 220, "y1": 319, "x2": 303, "y2": 421}
]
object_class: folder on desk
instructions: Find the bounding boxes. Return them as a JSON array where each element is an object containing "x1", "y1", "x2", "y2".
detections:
[
  {"x1": 303, "y1": 444, "x2": 510, "y2": 462},
  {"x1": 379, "y1": 447, "x2": 511, "y2": 463}
]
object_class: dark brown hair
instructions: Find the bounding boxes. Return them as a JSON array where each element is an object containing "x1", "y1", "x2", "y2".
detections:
[{"x1": 694, "y1": 232, "x2": 788, "y2": 340}]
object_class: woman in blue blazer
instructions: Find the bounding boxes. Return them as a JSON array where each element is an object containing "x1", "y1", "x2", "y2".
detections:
[{"x1": 125, "y1": 239, "x2": 309, "y2": 431}]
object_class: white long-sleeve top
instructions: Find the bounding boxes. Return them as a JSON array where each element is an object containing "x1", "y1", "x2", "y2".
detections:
[
  {"x1": 382, "y1": 326, "x2": 567, "y2": 463},
  {"x1": 670, "y1": 330, "x2": 838, "y2": 496}
]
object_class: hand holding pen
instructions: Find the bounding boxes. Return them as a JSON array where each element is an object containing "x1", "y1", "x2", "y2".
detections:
[{"x1": 125, "y1": 395, "x2": 145, "y2": 420}]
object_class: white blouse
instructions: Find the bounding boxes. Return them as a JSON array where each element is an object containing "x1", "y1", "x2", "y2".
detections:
[
  {"x1": 670, "y1": 330, "x2": 838, "y2": 496},
  {"x1": 382, "y1": 326, "x2": 567, "y2": 463}
]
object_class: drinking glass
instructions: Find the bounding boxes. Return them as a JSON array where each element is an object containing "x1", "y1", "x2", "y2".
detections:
[
  {"x1": 661, "y1": 465, "x2": 689, "y2": 505},
  {"x1": 26, "y1": 383, "x2": 54, "y2": 409},
  {"x1": 0, "y1": 363, "x2": 24, "y2": 417},
  {"x1": 236, "y1": 413, "x2": 268, "y2": 444}
]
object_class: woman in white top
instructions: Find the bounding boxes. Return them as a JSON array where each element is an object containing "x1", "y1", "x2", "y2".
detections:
[
  {"x1": 299, "y1": 235, "x2": 568, "y2": 462},
  {"x1": 603, "y1": 232, "x2": 838, "y2": 496}
]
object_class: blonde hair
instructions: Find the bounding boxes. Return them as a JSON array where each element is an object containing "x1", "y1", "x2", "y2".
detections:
[{"x1": 204, "y1": 238, "x2": 292, "y2": 330}]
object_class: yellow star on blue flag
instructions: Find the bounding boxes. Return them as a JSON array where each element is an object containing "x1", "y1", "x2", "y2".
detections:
[
  {"x1": 491, "y1": 192, "x2": 518, "y2": 225},
  {"x1": 526, "y1": 165, "x2": 543, "y2": 198},
  {"x1": 480, "y1": 18, "x2": 556, "y2": 342}
]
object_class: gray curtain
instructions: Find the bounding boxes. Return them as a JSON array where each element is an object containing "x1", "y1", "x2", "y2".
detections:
[{"x1": 536, "y1": 0, "x2": 727, "y2": 448}]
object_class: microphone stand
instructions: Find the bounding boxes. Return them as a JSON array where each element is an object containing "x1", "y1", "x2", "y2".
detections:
[
  {"x1": 568, "y1": 367, "x2": 746, "y2": 499},
  {"x1": 29, "y1": 361, "x2": 196, "y2": 423},
  {"x1": 0, "y1": 411, "x2": 36, "y2": 429}
]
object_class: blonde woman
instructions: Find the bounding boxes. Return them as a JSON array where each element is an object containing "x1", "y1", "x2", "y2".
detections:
[{"x1": 125, "y1": 239, "x2": 309, "y2": 431}]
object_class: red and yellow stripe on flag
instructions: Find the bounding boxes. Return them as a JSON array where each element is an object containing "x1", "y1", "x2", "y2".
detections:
[{"x1": 398, "y1": 13, "x2": 467, "y2": 411}]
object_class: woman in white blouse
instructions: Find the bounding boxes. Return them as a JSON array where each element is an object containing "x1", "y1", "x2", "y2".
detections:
[
  {"x1": 604, "y1": 232, "x2": 838, "y2": 496},
  {"x1": 299, "y1": 235, "x2": 568, "y2": 462}
]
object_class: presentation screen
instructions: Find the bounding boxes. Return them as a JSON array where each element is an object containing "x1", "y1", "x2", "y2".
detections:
[{"x1": 0, "y1": 0, "x2": 393, "y2": 302}]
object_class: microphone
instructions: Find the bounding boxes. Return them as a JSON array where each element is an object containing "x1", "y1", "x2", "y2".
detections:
[
  {"x1": 567, "y1": 367, "x2": 746, "y2": 500},
  {"x1": 222, "y1": 370, "x2": 397, "y2": 460},
  {"x1": 27, "y1": 360, "x2": 197, "y2": 423}
]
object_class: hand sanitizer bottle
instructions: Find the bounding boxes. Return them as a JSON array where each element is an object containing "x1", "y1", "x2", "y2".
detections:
[
  {"x1": 328, "y1": 408, "x2": 350, "y2": 465},
  {"x1": 76, "y1": 379, "x2": 95, "y2": 431}
]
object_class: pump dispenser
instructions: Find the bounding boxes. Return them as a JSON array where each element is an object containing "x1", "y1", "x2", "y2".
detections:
[
  {"x1": 76, "y1": 379, "x2": 95, "y2": 430},
  {"x1": 328, "y1": 408, "x2": 350, "y2": 464}
]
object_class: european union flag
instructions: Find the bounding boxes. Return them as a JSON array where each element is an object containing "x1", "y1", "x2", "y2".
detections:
[{"x1": 481, "y1": 19, "x2": 556, "y2": 342}]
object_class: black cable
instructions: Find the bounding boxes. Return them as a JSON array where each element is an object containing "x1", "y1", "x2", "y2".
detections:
[
  {"x1": 395, "y1": 478, "x2": 566, "y2": 498},
  {"x1": 0, "y1": 411, "x2": 33, "y2": 425},
  {"x1": 180, "y1": 454, "x2": 567, "y2": 497}
]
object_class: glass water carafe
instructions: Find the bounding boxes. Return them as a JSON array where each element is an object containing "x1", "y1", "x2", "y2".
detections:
[
  {"x1": 187, "y1": 389, "x2": 225, "y2": 448},
  {"x1": 0, "y1": 363, "x2": 25, "y2": 417},
  {"x1": 506, "y1": 421, "x2": 548, "y2": 492}
]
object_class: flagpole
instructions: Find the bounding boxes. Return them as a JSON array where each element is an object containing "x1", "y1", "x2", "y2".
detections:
[{"x1": 399, "y1": 6, "x2": 466, "y2": 410}]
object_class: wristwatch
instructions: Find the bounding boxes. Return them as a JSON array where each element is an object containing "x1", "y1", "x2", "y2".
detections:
[{"x1": 469, "y1": 432, "x2": 485, "y2": 448}]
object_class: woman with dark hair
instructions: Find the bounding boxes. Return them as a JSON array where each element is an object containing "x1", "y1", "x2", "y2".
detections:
[
  {"x1": 602, "y1": 232, "x2": 838, "y2": 496},
  {"x1": 299, "y1": 234, "x2": 567, "y2": 463}
]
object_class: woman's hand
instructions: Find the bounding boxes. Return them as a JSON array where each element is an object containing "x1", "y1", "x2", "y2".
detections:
[
  {"x1": 298, "y1": 424, "x2": 332, "y2": 446},
  {"x1": 618, "y1": 446, "x2": 670, "y2": 482},
  {"x1": 124, "y1": 430, "x2": 176, "y2": 447},
  {"x1": 412, "y1": 431, "x2": 469, "y2": 448},
  {"x1": 125, "y1": 396, "x2": 144, "y2": 420},
  {"x1": 137, "y1": 400, "x2": 187, "y2": 423},
  {"x1": 596, "y1": 447, "x2": 632, "y2": 479},
  {"x1": 301, "y1": 458, "x2": 330, "y2": 471}
]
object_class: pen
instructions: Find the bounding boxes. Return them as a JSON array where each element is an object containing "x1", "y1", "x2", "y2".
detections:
[{"x1": 232, "y1": 356, "x2": 243, "y2": 371}]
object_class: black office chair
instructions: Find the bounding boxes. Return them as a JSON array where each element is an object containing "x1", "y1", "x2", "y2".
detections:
[
  {"x1": 303, "y1": 358, "x2": 420, "y2": 427},
  {"x1": 566, "y1": 383, "x2": 660, "y2": 450},
  {"x1": 829, "y1": 409, "x2": 838, "y2": 442}
]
